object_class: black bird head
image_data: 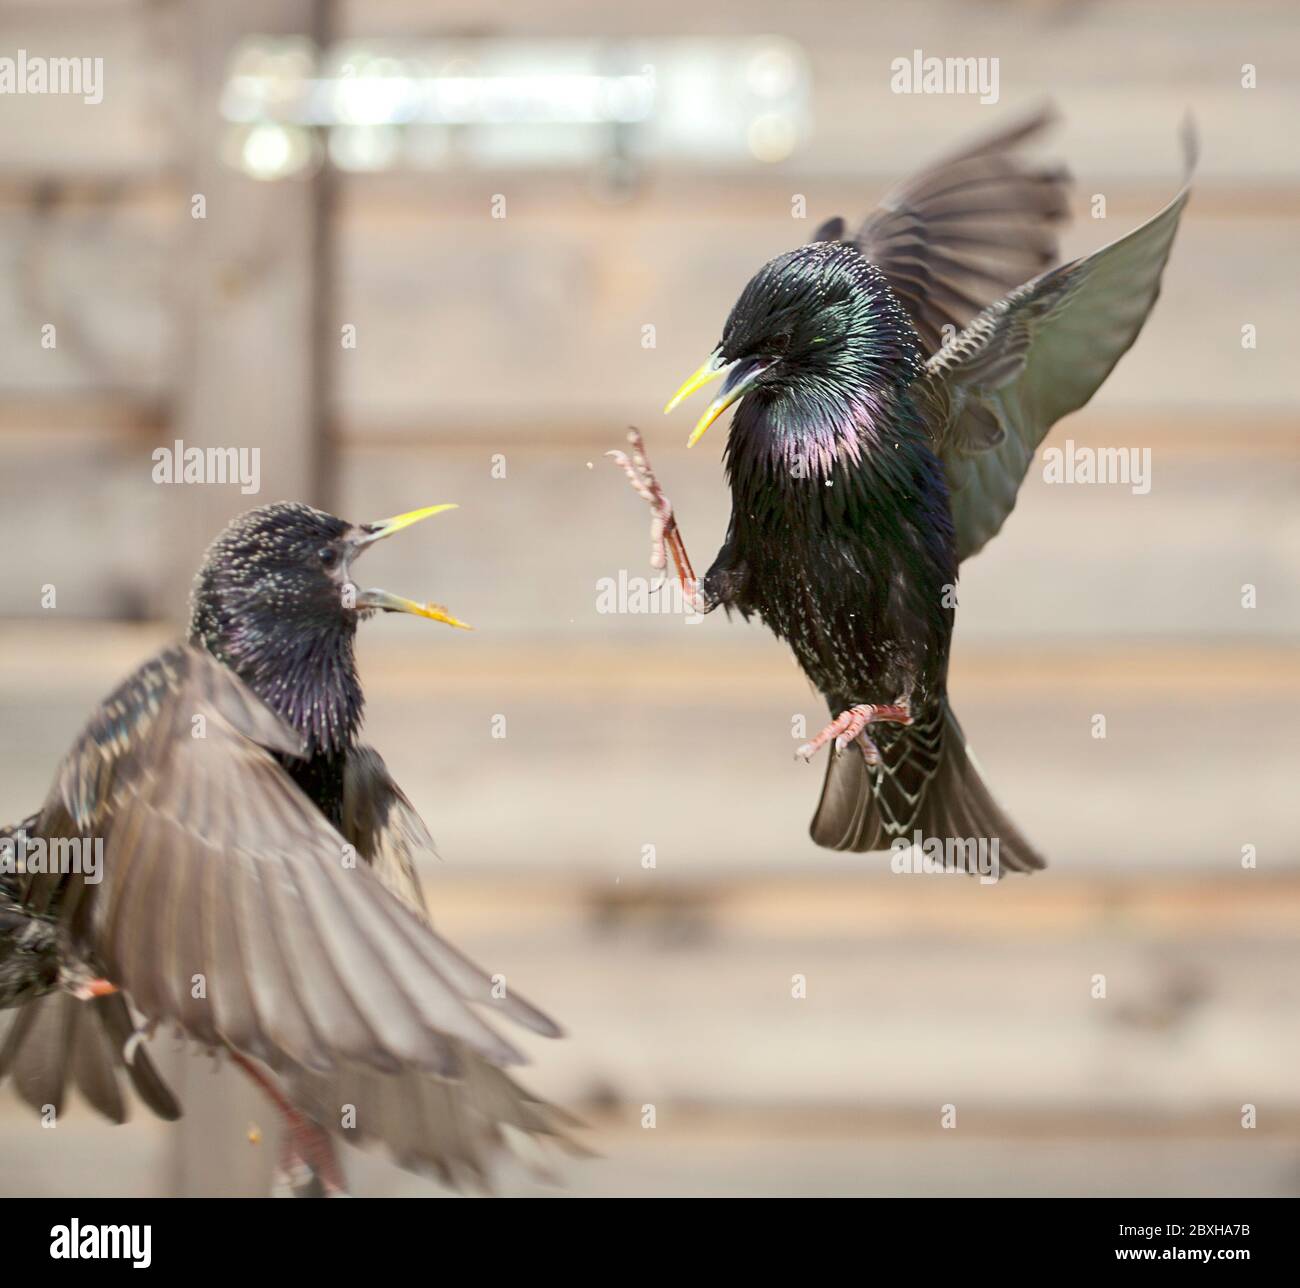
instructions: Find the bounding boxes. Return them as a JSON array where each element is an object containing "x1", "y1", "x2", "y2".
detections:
[
  {"x1": 188, "y1": 501, "x2": 468, "y2": 755},
  {"x1": 664, "y1": 240, "x2": 925, "y2": 460}
]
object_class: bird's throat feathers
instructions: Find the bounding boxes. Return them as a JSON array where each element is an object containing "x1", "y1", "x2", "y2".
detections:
[
  {"x1": 190, "y1": 596, "x2": 363, "y2": 760},
  {"x1": 726, "y1": 384, "x2": 888, "y2": 483}
]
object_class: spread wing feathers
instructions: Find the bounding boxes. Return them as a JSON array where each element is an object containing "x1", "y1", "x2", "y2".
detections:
[
  {"x1": 286, "y1": 1054, "x2": 587, "y2": 1193},
  {"x1": 929, "y1": 138, "x2": 1193, "y2": 562},
  {"x1": 30, "y1": 643, "x2": 546, "y2": 1081},
  {"x1": 0, "y1": 809, "x2": 182, "y2": 1123},
  {"x1": 342, "y1": 744, "x2": 562, "y2": 1040},
  {"x1": 819, "y1": 105, "x2": 1071, "y2": 354},
  {"x1": 810, "y1": 700, "x2": 1044, "y2": 875},
  {"x1": 0, "y1": 991, "x2": 181, "y2": 1123},
  {"x1": 271, "y1": 744, "x2": 575, "y2": 1190}
]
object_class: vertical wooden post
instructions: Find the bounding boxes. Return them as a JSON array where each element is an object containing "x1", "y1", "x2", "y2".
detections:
[
  {"x1": 163, "y1": 0, "x2": 333, "y2": 1195},
  {"x1": 161, "y1": 0, "x2": 332, "y2": 624}
]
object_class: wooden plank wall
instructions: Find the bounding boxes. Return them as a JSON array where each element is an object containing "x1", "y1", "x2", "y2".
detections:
[{"x1": 0, "y1": 0, "x2": 1297, "y2": 1196}]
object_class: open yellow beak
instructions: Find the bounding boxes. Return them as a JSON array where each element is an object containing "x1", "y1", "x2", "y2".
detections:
[
  {"x1": 358, "y1": 503, "x2": 459, "y2": 545},
  {"x1": 685, "y1": 388, "x2": 744, "y2": 449},
  {"x1": 663, "y1": 352, "x2": 726, "y2": 415},
  {"x1": 352, "y1": 504, "x2": 472, "y2": 630},
  {"x1": 664, "y1": 352, "x2": 766, "y2": 448},
  {"x1": 354, "y1": 588, "x2": 473, "y2": 630}
]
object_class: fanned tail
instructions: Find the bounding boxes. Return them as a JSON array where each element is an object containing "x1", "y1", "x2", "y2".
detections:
[{"x1": 810, "y1": 698, "x2": 1044, "y2": 876}]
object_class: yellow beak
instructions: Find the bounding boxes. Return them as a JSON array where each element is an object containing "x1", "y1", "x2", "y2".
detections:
[
  {"x1": 358, "y1": 503, "x2": 459, "y2": 544},
  {"x1": 665, "y1": 352, "x2": 766, "y2": 448},
  {"x1": 354, "y1": 588, "x2": 473, "y2": 630},
  {"x1": 685, "y1": 387, "x2": 744, "y2": 449},
  {"x1": 352, "y1": 504, "x2": 472, "y2": 630},
  {"x1": 663, "y1": 352, "x2": 726, "y2": 415}
]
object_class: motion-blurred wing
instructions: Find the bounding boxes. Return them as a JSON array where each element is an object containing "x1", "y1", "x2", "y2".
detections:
[
  {"x1": 286, "y1": 1049, "x2": 585, "y2": 1193},
  {"x1": 342, "y1": 744, "x2": 560, "y2": 1040},
  {"x1": 817, "y1": 105, "x2": 1070, "y2": 354},
  {"x1": 33, "y1": 644, "x2": 545, "y2": 1080},
  {"x1": 927, "y1": 141, "x2": 1191, "y2": 562},
  {"x1": 1, "y1": 813, "x2": 182, "y2": 1123},
  {"x1": 0, "y1": 990, "x2": 181, "y2": 1124},
  {"x1": 283, "y1": 744, "x2": 574, "y2": 1189}
]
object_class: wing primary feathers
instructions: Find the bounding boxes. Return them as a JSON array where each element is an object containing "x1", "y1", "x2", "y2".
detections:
[{"x1": 927, "y1": 129, "x2": 1193, "y2": 561}]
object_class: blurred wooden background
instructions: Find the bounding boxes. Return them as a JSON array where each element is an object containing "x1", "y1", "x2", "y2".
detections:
[{"x1": 0, "y1": 0, "x2": 1297, "y2": 1196}]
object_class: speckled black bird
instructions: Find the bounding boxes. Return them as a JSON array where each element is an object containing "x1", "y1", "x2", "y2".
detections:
[
  {"x1": 0, "y1": 818, "x2": 181, "y2": 1122},
  {"x1": 614, "y1": 110, "x2": 1192, "y2": 874},
  {"x1": 0, "y1": 846, "x2": 58, "y2": 1008},
  {"x1": 0, "y1": 501, "x2": 576, "y2": 1191}
]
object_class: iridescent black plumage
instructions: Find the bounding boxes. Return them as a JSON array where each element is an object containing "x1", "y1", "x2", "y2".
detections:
[
  {"x1": 654, "y1": 111, "x2": 1193, "y2": 873},
  {"x1": 700, "y1": 242, "x2": 975, "y2": 862},
  {"x1": 712, "y1": 244, "x2": 955, "y2": 716}
]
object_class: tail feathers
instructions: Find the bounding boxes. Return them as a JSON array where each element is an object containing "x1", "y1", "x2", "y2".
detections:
[
  {"x1": 810, "y1": 699, "x2": 1045, "y2": 876},
  {"x1": 285, "y1": 1048, "x2": 588, "y2": 1193},
  {"x1": 0, "y1": 992, "x2": 181, "y2": 1123}
]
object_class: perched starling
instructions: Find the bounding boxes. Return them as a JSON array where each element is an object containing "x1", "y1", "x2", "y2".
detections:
[
  {"x1": 613, "y1": 110, "x2": 1192, "y2": 874},
  {"x1": 0, "y1": 502, "x2": 575, "y2": 1191}
]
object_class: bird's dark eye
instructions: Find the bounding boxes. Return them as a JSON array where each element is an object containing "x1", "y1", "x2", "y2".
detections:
[
  {"x1": 769, "y1": 332, "x2": 792, "y2": 354},
  {"x1": 318, "y1": 546, "x2": 338, "y2": 569}
]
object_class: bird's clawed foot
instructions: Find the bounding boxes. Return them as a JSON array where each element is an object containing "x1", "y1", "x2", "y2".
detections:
[
  {"x1": 231, "y1": 1052, "x2": 348, "y2": 1198},
  {"x1": 607, "y1": 428, "x2": 673, "y2": 571},
  {"x1": 273, "y1": 1118, "x2": 349, "y2": 1199},
  {"x1": 795, "y1": 702, "x2": 913, "y2": 765},
  {"x1": 607, "y1": 428, "x2": 700, "y2": 605}
]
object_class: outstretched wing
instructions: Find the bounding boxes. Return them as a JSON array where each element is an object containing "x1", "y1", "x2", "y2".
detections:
[
  {"x1": 0, "y1": 990, "x2": 182, "y2": 1124},
  {"x1": 342, "y1": 744, "x2": 560, "y2": 1039},
  {"x1": 275, "y1": 744, "x2": 576, "y2": 1190},
  {"x1": 1, "y1": 823, "x2": 182, "y2": 1125},
  {"x1": 815, "y1": 105, "x2": 1071, "y2": 354},
  {"x1": 285, "y1": 1055, "x2": 586, "y2": 1193},
  {"x1": 30, "y1": 644, "x2": 552, "y2": 1081},
  {"x1": 927, "y1": 132, "x2": 1193, "y2": 561}
]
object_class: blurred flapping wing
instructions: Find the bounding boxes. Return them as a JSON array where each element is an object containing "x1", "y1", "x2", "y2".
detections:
[
  {"x1": 33, "y1": 644, "x2": 546, "y2": 1080},
  {"x1": 822, "y1": 105, "x2": 1071, "y2": 355}
]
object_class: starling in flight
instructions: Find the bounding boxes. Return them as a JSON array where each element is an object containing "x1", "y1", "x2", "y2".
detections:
[
  {"x1": 0, "y1": 502, "x2": 574, "y2": 1191},
  {"x1": 613, "y1": 109, "x2": 1192, "y2": 873}
]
